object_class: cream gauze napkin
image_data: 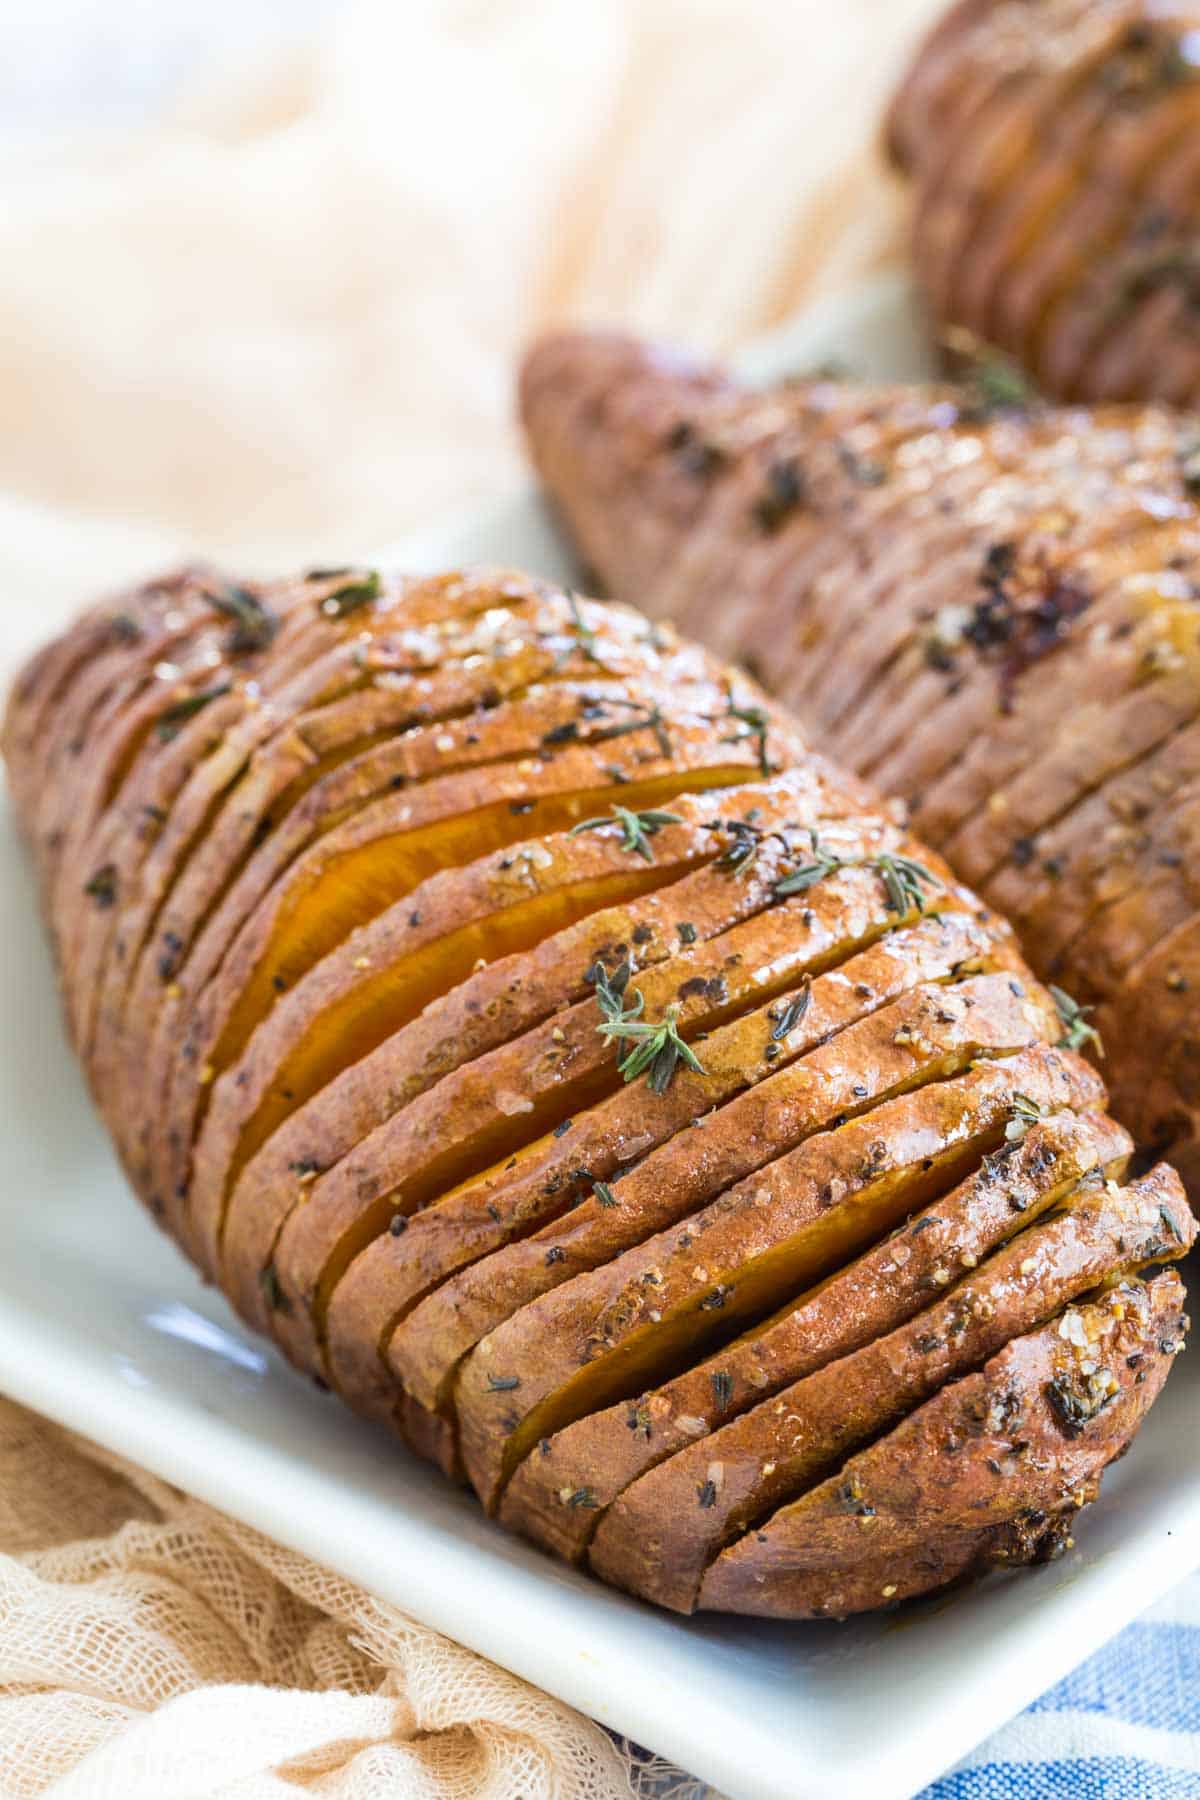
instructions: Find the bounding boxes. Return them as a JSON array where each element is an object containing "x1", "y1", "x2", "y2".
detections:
[{"x1": 0, "y1": 1, "x2": 940, "y2": 1793}]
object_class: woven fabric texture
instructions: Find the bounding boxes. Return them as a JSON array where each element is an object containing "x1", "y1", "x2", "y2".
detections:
[{"x1": 0, "y1": 1395, "x2": 700, "y2": 1799}]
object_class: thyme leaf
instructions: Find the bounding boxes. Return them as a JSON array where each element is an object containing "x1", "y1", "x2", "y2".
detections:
[
  {"x1": 564, "y1": 591, "x2": 601, "y2": 663},
  {"x1": 712, "y1": 816, "x2": 767, "y2": 875},
  {"x1": 589, "y1": 697, "x2": 672, "y2": 757},
  {"x1": 721, "y1": 692, "x2": 773, "y2": 775},
  {"x1": 772, "y1": 839, "x2": 844, "y2": 897},
  {"x1": 568, "y1": 804, "x2": 682, "y2": 863},
  {"x1": 1049, "y1": 984, "x2": 1104, "y2": 1058},
  {"x1": 770, "y1": 976, "x2": 812, "y2": 1042},
  {"x1": 1005, "y1": 1092, "x2": 1045, "y2": 1144},
  {"x1": 874, "y1": 852, "x2": 938, "y2": 916}
]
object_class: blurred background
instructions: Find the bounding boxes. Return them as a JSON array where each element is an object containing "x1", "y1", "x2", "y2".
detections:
[{"x1": 0, "y1": 0, "x2": 936, "y2": 652}]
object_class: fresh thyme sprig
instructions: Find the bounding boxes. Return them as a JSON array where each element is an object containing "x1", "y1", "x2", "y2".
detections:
[
  {"x1": 720, "y1": 690, "x2": 773, "y2": 775},
  {"x1": 590, "y1": 961, "x2": 706, "y2": 1094},
  {"x1": 875, "y1": 852, "x2": 938, "y2": 916},
  {"x1": 771, "y1": 835, "x2": 936, "y2": 915},
  {"x1": 561, "y1": 591, "x2": 602, "y2": 665},
  {"x1": 589, "y1": 696, "x2": 672, "y2": 758},
  {"x1": 600, "y1": 1000, "x2": 707, "y2": 1094},
  {"x1": 770, "y1": 977, "x2": 812, "y2": 1042},
  {"x1": 568, "y1": 805, "x2": 682, "y2": 863},
  {"x1": 590, "y1": 957, "x2": 636, "y2": 1025},
  {"x1": 1049, "y1": 985, "x2": 1104, "y2": 1058},
  {"x1": 772, "y1": 840, "x2": 844, "y2": 897}
]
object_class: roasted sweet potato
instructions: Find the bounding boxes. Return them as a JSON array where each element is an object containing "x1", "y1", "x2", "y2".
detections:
[
  {"x1": 888, "y1": 2, "x2": 1200, "y2": 409},
  {"x1": 519, "y1": 327, "x2": 1200, "y2": 1176},
  {"x1": 5, "y1": 562, "x2": 1189, "y2": 1623}
]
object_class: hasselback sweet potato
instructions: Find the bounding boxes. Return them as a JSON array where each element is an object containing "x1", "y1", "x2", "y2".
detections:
[
  {"x1": 4, "y1": 562, "x2": 1190, "y2": 1619},
  {"x1": 519, "y1": 328, "x2": 1200, "y2": 1179},
  {"x1": 888, "y1": 1, "x2": 1200, "y2": 410}
]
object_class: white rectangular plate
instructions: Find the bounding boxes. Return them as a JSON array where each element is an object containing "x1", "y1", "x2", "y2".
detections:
[{"x1": 3, "y1": 274, "x2": 1200, "y2": 1800}]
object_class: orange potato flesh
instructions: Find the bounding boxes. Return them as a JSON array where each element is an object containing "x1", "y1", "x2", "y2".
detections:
[
  {"x1": 481, "y1": 1131, "x2": 994, "y2": 1497},
  {"x1": 189, "y1": 771, "x2": 842, "y2": 1277},
  {"x1": 207, "y1": 768, "x2": 756, "y2": 1099},
  {"x1": 215, "y1": 776, "x2": 870, "y2": 1330},
  {"x1": 214, "y1": 770, "x2": 753, "y2": 1177}
]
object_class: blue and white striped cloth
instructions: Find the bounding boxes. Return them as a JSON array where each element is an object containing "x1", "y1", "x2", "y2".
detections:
[{"x1": 918, "y1": 1576, "x2": 1200, "y2": 1798}]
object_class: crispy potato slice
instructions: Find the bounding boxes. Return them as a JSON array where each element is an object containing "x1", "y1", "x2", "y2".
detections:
[
  {"x1": 216, "y1": 772, "x2": 860, "y2": 1317},
  {"x1": 454, "y1": 1041, "x2": 1093, "y2": 1510},
  {"x1": 92, "y1": 590, "x2": 700, "y2": 1117},
  {"x1": 498, "y1": 1106, "x2": 1129, "y2": 1563},
  {"x1": 116, "y1": 665, "x2": 736, "y2": 1202},
  {"x1": 285, "y1": 841, "x2": 956, "y2": 1366},
  {"x1": 587, "y1": 1164, "x2": 1191, "y2": 1610},
  {"x1": 188, "y1": 771, "x2": 837, "y2": 1270},
  {"x1": 382, "y1": 938, "x2": 1032, "y2": 1420},
  {"x1": 699, "y1": 1271, "x2": 1187, "y2": 1618}
]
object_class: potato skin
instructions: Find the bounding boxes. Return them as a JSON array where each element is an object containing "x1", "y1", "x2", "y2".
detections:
[
  {"x1": 699, "y1": 1271, "x2": 1187, "y2": 1619},
  {"x1": 5, "y1": 561, "x2": 1191, "y2": 1623}
]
